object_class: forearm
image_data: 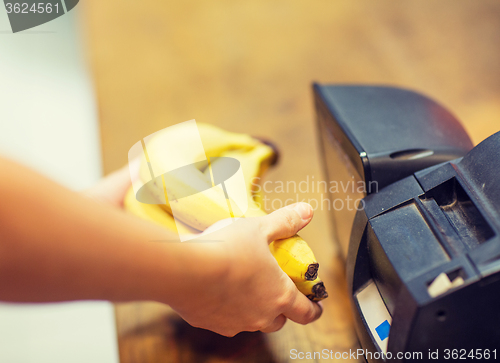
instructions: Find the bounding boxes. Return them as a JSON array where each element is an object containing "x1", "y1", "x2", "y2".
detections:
[{"x1": 0, "y1": 157, "x2": 215, "y2": 303}]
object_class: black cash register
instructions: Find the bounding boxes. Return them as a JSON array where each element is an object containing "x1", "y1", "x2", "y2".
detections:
[{"x1": 315, "y1": 84, "x2": 500, "y2": 362}]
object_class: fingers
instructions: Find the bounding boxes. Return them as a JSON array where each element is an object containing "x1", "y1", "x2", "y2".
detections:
[
  {"x1": 260, "y1": 202, "x2": 313, "y2": 243},
  {"x1": 84, "y1": 162, "x2": 134, "y2": 207},
  {"x1": 126, "y1": 156, "x2": 141, "y2": 183},
  {"x1": 283, "y1": 289, "x2": 323, "y2": 325},
  {"x1": 260, "y1": 314, "x2": 287, "y2": 333}
]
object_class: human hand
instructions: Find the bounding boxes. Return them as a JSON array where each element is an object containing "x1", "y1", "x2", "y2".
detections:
[
  {"x1": 164, "y1": 202, "x2": 323, "y2": 337},
  {"x1": 83, "y1": 158, "x2": 139, "y2": 208},
  {"x1": 82, "y1": 160, "x2": 322, "y2": 336}
]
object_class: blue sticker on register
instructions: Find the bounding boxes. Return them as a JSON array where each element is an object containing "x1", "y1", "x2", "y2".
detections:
[{"x1": 375, "y1": 320, "x2": 390, "y2": 341}]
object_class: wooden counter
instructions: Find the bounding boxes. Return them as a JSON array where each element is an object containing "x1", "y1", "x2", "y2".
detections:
[{"x1": 83, "y1": 1, "x2": 500, "y2": 361}]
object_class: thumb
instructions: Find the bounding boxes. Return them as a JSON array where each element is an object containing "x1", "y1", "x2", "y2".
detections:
[{"x1": 260, "y1": 202, "x2": 313, "y2": 243}]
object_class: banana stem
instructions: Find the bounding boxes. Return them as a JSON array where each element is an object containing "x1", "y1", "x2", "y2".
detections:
[
  {"x1": 308, "y1": 281, "x2": 328, "y2": 301},
  {"x1": 306, "y1": 263, "x2": 319, "y2": 281}
]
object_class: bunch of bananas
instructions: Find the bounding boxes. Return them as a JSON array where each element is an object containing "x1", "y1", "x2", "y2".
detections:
[{"x1": 124, "y1": 122, "x2": 328, "y2": 301}]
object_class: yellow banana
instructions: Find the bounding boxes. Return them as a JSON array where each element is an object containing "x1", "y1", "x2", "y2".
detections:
[
  {"x1": 155, "y1": 164, "x2": 245, "y2": 230},
  {"x1": 295, "y1": 277, "x2": 329, "y2": 301},
  {"x1": 268, "y1": 235, "x2": 320, "y2": 282},
  {"x1": 124, "y1": 186, "x2": 200, "y2": 236},
  {"x1": 216, "y1": 144, "x2": 275, "y2": 205},
  {"x1": 196, "y1": 122, "x2": 260, "y2": 159},
  {"x1": 138, "y1": 122, "x2": 258, "y2": 202},
  {"x1": 137, "y1": 122, "x2": 256, "y2": 229}
]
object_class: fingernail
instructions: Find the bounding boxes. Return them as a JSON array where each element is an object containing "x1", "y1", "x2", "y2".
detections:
[{"x1": 287, "y1": 202, "x2": 312, "y2": 221}]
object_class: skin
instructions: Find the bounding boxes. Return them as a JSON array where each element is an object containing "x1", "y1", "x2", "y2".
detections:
[{"x1": 0, "y1": 156, "x2": 322, "y2": 336}]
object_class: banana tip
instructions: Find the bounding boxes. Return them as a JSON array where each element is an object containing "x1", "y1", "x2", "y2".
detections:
[
  {"x1": 253, "y1": 137, "x2": 280, "y2": 166},
  {"x1": 305, "y1": 263, "x2": 319, "y2": 281}
]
